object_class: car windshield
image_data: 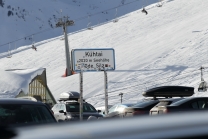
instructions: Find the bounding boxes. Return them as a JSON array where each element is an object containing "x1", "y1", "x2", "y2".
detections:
[
  {"x1": 0, "y1": 104, "x2": 56, "y2": 126},
  {"x1": 132, "y1": 100, "x2": 158, "y2": 108},
  {"x1": 122, "y1": 103, "x2": 135, "y2": 107},
  {"x1": 66, "y1": 103, "x2": 97, "y2": 112}
]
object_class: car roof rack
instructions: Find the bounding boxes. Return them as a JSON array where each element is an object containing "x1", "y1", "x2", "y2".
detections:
[
  {"x1": 59, "y1": 91, "x2": 80, "y2": 101},
  {"x1": 16, "y1": 96, "x2": 37, "y2": 102},
  {"x1": 142, "y1": 86, "x2": 194, "y2": 98}
]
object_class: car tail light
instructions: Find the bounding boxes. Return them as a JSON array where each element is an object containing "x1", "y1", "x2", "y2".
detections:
[
  {"x1": 163, "y1": 108, "x2": 169, "y2": 113},
  {"x1": 133, "y1": 110, "x2": 145, "y2": 115}
]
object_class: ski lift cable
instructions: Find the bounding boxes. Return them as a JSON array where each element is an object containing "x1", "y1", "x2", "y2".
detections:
[
  {"x1": 85, "y1": 69, "x2": 200, "y2": 100},
  {"x1": 93, "y1": 68, "x2": 199, "y2": 96},
  {"x1": 0, "y1": 27, "x2": 52, "y2": 48},
  {"x1": 0, "y1": 0, "x2": 144, "y2": 48},
  {"x1": 91, "y1": 73, "x2": 199, "y2": 99},
  {"x1": 108, "y1": 74, "x2": 199, "y2": 94},
  {"x1": 86, "y1": 69, "x2": 205, "y2": 100},
  {"x1": 107, "y1": 69, "x2": 200, "y2": 94},
  {"x1": 75, "y1": 0, "x2": 141, "y2": 22}
]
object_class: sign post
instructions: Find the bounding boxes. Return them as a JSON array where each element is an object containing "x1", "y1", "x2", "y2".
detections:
[
  {"x1": 104, "y1": 69, "x2": 108, "y2": 115},
  {"x1": 72, "y1": 48, "x2": 115, "y2": 118},
  {"x1": 79, "y1": 65, "x2": 83, "y2": 121}
]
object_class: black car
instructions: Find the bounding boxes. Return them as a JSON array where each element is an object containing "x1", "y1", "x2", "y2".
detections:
[
  {"x1": 52, "y1": 101, "x2": 103, "y2": 121},
  {"x1": 149, "y1": 97, "x2": 184, "y2": 115},
  {"x1": 124, "y1": 86, "x2": 194, "y2": 117},
  {"x1": 0, "y1": 98, "x2": 57, "y2": 127},
  {"x1": 124, "y1": 99, "x2": 159, "y2": 117},
  {"x1": 153, "y1": 97, "x2": 208, "y2": 114}
]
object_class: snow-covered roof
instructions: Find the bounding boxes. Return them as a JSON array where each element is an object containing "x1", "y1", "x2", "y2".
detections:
[{"x1": 0, "y1": 68, "x2": 45, "y2": 98}]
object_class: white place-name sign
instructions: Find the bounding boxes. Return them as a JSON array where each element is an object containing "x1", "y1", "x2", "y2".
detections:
[{"x1": 71, "y1": 48, "x2": 115, "y2": 71}]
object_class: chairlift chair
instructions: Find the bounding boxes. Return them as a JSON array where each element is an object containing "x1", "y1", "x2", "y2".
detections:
[
  {"x1": 141, "y1": 0, "x2": 148, "y2": 15},
  {"x1": 198, "y1": 66, "x2": 207, "y2": 92},
  {"x1": 141, "y1": 7, "x2": 148, "y2": 15},
  {"x1": 87, "y1": 16, "x2": 93, "y2": 30},
  {"x1": 31, "y1": 35, "x2": 37, "y2": 51},
  {"x1": 31, "y1": 43, "x2": 37, "y2": 51},
  {"x1": 87, "y1": 22, "x2": 93, "y2": 30},
  {"x1": 113, "y1": 8, "x2": 119, "y2": 23},
  {"x1": 198, "y1": 81, "x2": 207, "y2": 92},
  {"x1": 156, "y1": 0, "x2": 163, "y2": 7},
  {"x1": 7, "y1": 43, "x2": 12, "y2": 58}
]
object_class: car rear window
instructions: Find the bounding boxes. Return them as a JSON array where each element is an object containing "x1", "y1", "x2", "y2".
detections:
[
  {"x1": 155, "y1": 98, "x2": 184, "y2": 106},
  {"x1": 66, "y1": 103, "x2": 97, "y2": 112},
  {"x1": 0, "y1": 104, "x2": 56, "y2": 126},
  {"x1": 123, "y1": 104, "x2": 136, "y2": 107},
  {"x1": 170, "y1": 98, "x2": 192, "y2": 106},
  {"x1": 132, "y1": 100, "x2": 158, "y2": 108}
]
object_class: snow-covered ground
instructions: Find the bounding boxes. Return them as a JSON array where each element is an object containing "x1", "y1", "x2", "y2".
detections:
[{"x1": 0, "y1": 0, "x2": 208, "y2": 107}]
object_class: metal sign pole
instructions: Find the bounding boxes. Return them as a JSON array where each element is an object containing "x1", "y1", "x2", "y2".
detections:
[
  {"x1": 79, "y1": 69, "x2": 83, "y2": 121},
  {"x1": 104, "y1": 69, "x2": 108, "y2": 115}
]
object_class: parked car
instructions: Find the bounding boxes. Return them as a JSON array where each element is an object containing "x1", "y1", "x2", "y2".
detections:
[
  {"x1": 124, "y1": 86, "x2": 194, "y2": 117},
  {"x1": 124, "y1": 99, "x2": 159, "y2": 117},
  {"x1": 152, "y1": 97, "x2": 208, "y2": 115},
  {"x1": 104, "y1": 103, "x2": 136, "y2": 118},
  {"x1": 149, "y1": 97, "x2": 184, "y2": 115},
  {"x1": 52, "y1": 91, "x2": 103, "y2": 121},
  {"x1": 0, "y1": 98, "x2": 57, "y2": 127},
  {"x1": 52, "y1": 101, "x2": 103, "y2": 121},
  {"x1": 96, "y1": 105, "x2": 113, "y2": 116}
]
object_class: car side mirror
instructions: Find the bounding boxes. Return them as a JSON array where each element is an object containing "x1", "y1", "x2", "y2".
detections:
[
  {"x1": 97, "y1": 110, "x2": 101, "y2": 113},
  {"x1": 59, "y1": 110, "x2": 66, "y2": 115}
]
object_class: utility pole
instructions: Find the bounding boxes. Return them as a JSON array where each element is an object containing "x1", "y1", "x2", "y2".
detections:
[
  {"x1": 56, "y1": 16, "x2": 74, "y2": 76},
  {"x1": 119, "y1": 93, "x2": 123, "y2": 104}
]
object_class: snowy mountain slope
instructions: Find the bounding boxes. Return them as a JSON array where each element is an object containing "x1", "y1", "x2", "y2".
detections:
[
  {"x1": 0, "y1": 0, "x2": 208, "y2": 107},
  {"x1": 0, "y1": 0, "x2": 158, "y2": 52}
]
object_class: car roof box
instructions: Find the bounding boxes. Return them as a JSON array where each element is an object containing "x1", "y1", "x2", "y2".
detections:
[
  {"x1": 142, "y1": 86, "x2": 194, "y2": 97},
  {"x1": 59, "y1": 91, "x2": 80, "y2": 101}
]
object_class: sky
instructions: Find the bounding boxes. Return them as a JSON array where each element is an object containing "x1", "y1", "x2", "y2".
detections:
[{"x1": 0, "y1": 0, "x2": 208, "y2": 108}]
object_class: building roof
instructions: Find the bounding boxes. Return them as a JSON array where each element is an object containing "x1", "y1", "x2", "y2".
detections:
[{"x1": 0, "y1": 68, "x2": 45, "y2": 98}]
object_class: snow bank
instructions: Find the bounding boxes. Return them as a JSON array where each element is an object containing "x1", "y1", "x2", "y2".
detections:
[{"x1": 0, "y1": 68, "x2": 45, "y2": 98}]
